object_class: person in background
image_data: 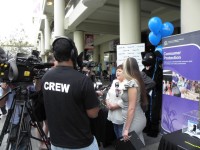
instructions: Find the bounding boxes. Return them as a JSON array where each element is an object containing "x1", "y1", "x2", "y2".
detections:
[
  {"x1": 121, "y1": 57, "x2": 147, "y2": 144},
  {"x1": 97, "y1": 63, "x2": 102, "y2": 79},
  {"x1": 0, "y1": 48, "x2": 29, "y2": 149},
  {"x1": 0, "y1": 86, "x2": 7, "y2": 116},
  {"x1": 42, "y1": 36, "x2": 100, "y2": 150},
  {"x1": 0, "y1": 82, "x2": 29, "y2": 149},
  {"x1": 34, "y1": 54, "x2": 56, "y2": 150},
  {"x1": 106, "y1": 64, "x2": 126, "y2": 139},
  {"x1": 110, "y1": 63, "x2": 116, "y2": 82},
  {"x1": 0, "y1": 47, "x2": 8, "y2": 116}
]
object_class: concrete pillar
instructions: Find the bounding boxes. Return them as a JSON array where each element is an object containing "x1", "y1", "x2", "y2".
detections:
[
  {"x1": 73, "y1": 31, "x2": 84, "y2": 54},
  {"x1": 181, "y1": 0, "x2": 200, "y2": 33},
  {"x1": 40, "y1": 31, "x2": 44, "y2": 55},
  {"x1": 37, "y1": 40, "x2": 41, "y2": 52},
  {"x1": 93, "y1": 47, "x2": 99, "y2": 62},
  {"x1": 54, "y1": 0, "x2": 65, "y2": 37},
  {"x1": 44, "y1": 15, "x2": 51, "y2": 51},
  {"x1": 119, "y1": 0, "x2": 141, "y2": 44}
]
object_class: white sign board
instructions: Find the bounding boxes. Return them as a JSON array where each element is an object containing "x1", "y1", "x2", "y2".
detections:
[{"x1": 117, "y1": 43, "x2": 145, "y2": 71}]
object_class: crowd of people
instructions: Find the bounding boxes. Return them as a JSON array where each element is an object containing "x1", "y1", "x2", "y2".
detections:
[{"x1": 0, "y1": 37, "x2": 158, "y2": 150}]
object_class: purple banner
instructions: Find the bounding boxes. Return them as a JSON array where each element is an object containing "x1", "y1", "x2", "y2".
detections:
[{"x1": 161, "y1": 31, "x2": 200, "y2": 134}]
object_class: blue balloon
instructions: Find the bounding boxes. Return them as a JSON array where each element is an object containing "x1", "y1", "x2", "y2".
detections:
[
  {"x1": 155, "y1": 45, "x2": 163, "y2": 58},
  {"x1": 160, "y1": 22, "x2": 174, "y2": 37},
  {"x1": 148, "y1": 17, "x2": 162, "y2": 34},
  {"x1": 148, "y1": 32, "x2": 162, "y2": 46}
]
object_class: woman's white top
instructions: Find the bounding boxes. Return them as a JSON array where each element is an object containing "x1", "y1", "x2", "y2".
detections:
[{"x1": 106, "y1": 79, "x2": 127, "y2": 124}]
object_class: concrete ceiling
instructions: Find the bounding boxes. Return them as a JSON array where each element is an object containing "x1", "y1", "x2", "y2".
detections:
[{"x1": 41, "y1": 0, "x2": 180, "y2": 36}]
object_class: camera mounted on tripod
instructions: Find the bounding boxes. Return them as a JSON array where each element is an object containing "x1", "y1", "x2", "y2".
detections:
[{"x1": 0, "y1": 50, "x2": 54, "y2": 83}]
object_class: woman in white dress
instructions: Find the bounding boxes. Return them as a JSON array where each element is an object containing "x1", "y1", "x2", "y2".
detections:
[
  {"x1": 121, "y1": 57, "x2": 148, "y2": 144},
  {"x1": 106, "y1": 64, "x2": 126, "y2": 138}
]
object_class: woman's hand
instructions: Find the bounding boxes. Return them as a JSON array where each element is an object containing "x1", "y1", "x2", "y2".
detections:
[
  {"x1": 106, "y1": 101, "x2": 119, "y2": 110},
  {"x1": 96, "y1": 90, "x2": 103, "y2": 96},
  {"x1": 106, "y1": 101, "x2": 111, "y2": 109},
  {"x1": 123, "y1": 129, "x2": 129, "y2": 141}
]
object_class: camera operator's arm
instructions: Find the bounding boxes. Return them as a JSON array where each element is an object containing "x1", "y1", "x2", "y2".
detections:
[
  {"x1": 0, "y1": 83, "x2": 9, "y2": 107},
  {"x1": 83, "y1": 77, "x2": 100, "y2": 118},
  {"x1": 87, "y1": 107, "x2": 99, "y2": 118}
]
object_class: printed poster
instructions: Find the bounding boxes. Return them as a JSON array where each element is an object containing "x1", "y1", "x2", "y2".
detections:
[
  {"x1": 116, "y1": 43, "x2": 145, "y2": 71},
  {"x1": 85, "y1": 34, "x2": 94, "y2": 50},
  {"x1": 161, "y1": 30, "x2": 200, "y2": 134}
]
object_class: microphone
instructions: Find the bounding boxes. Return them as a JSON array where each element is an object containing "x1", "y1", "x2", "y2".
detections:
[
  {"x1": 115, "y1": 82, "x2": 119, "y2": 97},
  {"x1": 33, "y1": 63, "x2": 54, "y2": 69}
]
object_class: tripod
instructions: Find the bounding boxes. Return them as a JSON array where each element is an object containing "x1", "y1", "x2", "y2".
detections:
[{"x1": 0, "y1": 84, "x2": 51, "y2": 150}]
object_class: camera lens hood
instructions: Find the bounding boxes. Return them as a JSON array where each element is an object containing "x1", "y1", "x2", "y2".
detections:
[{"x1": 8, "y1": 58, "x2": 18, "y2": 81}]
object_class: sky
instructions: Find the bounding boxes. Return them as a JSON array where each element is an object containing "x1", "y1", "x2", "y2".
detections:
[{"x1": 0, "y1": 0, "x2": 35, "y2": 43}]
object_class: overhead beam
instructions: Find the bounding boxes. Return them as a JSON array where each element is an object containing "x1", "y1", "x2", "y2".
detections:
[
  {"x1": 143, "y1": 0, "x2": 180, "y2": 10},
  {"x1": 94, "y1": 34, "x2": 119, "y2": 46},
  {"x1": 65, "y1": 0, "x2": 106, "y2": 31},
  {"x1": 141, "y1": 10, "x2": 180, "y2": 31},
  {"x1": 76, "y1": 22, "x2": 119, "y2": 35}
]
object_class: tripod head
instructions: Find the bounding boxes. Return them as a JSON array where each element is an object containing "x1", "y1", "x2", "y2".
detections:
[{"x1": 0, "y1": 83, "x2": 35, "y2": 110}]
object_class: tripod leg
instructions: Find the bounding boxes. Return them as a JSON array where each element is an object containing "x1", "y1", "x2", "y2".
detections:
[
  {"x1": 14, "y1": 101, "x2": 26, "y2": 150},
  {"x1": 10, "y1": 103, "x2": 33, "y2": 150},
  {"x1": 18, "y1": 114, "x2": 33, "y2": 150},
  {"x1": 26, "y1": 101, "x2": 51, "y2": 150},
  {"x1": 0, "y1": 97, "x2": 17, "y2": 146}
]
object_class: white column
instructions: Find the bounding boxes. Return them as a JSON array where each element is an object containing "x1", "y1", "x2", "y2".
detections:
[
  {"x1": 44, "y1": 15, "x2": 51, "y2": 51},
  {"x1": 37, "y1": 40, "x2": 41, "y2": 52},
  {"x1": 54, "y1": 0, "x2": 65, "y2": 37},
  {"x1": 119, "y1": 0, "x2": 140, "y2": 44},
  {"x1": 181, "y1": 0, "x2": 200, "y2": 33},
  {"x1": 73, "y1": 31, "x2": 84, "y2": 54},
  {"x1": 39, "y1": 31, "x2": 45, "y2": 56},
  {"x1": 93, "y1": 47, "x2": 99, "y2": 62}
]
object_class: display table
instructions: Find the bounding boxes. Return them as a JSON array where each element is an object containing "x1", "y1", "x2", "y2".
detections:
[{"x1": 158, "y1": 130, "x2": 200, "y2": 150}]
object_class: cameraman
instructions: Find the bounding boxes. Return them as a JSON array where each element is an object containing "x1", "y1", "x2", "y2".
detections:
[
  {"x1": 42, "y1": 36, "x2": 100, "y2": 150},
  {"x1": 0, "y1": 47, "x2": 28, "y2": 149},
  {"x1": 0, "y1": 82, "x2": 28, "y2": 149},
  {"x1": 33, "y1": 54, "x2": 57, "y2": 149}
]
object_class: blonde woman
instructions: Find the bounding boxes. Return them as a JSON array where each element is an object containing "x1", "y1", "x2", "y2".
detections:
[{"x1": 121, "y1": 57, "x2": 147, "y2": 144}]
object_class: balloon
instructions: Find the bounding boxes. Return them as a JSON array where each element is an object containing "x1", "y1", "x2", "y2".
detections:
[
  {"x1": 148, "y1": 17, "x2": 162, "y2": 34},
  {"x1": 148, "y1": 32, "x2": 162, "y2": 46},
  {"x1": 160, "y1": 22, "x2": 174, "y2": 37},
  {"x1": 155, "y1": 45, "x2": 163, "y2": 58}
]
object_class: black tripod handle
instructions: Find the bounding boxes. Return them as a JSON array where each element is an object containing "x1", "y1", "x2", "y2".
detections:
[
  {"x1": 0, "y1": 91, "x2": 11, "y2": 101},
  {"x1": 0, "y1": 86, "x2": 19, "y2": 101}
]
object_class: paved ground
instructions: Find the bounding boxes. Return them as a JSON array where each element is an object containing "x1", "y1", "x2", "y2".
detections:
[{"x1": 0, "y1": 114, "x2": 161, "y2": 150}]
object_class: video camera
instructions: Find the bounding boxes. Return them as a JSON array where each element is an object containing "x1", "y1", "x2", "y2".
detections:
[
  {"x1": 0, "y1": 49, "x2": 54, "y2": 83},
  {"x1": 77, "y1": 51, "x2": 96, "y2": 71},
  {"x1": 82, "y1": 60, "x2": 96, "y2": 68}
]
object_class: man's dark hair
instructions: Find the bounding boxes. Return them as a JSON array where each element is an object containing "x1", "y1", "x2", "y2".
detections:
[{"x1": 52, "y1": 38, "x2": 74, "y2": 62}]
